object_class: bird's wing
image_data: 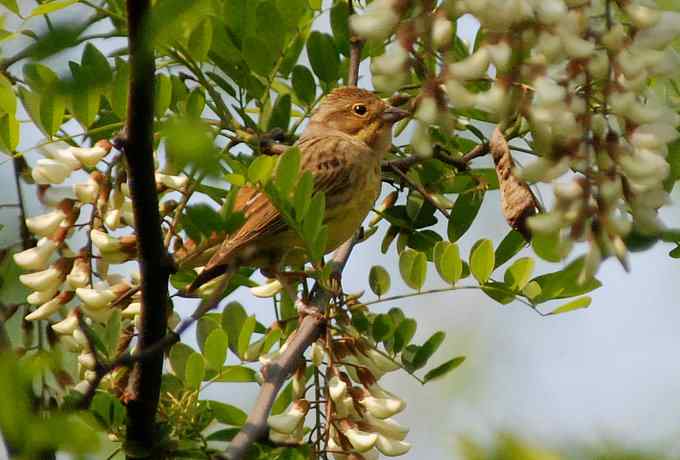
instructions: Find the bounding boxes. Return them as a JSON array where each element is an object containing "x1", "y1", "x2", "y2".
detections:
[{"x1": 195, "y1": 136, "x2": 369, "y2": 285}]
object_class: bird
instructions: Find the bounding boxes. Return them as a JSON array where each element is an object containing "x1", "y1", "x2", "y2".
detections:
[{"x1": 185, "y1": 86, "x2": 409, "y2": 294}]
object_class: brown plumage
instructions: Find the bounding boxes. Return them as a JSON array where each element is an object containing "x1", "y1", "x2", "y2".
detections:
[{"x1": 186, "y1": 87, "x2": 408, "y2": 293}]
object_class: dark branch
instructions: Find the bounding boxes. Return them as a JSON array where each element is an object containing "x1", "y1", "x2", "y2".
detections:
[
  {"x1": 224, "y1": 238, "x2": 359, "y2": 460},
  {"x1": 122, "y1": 1, "x2": 168, "y2": 456},
  {"x1": 347, "y1": 0, "x2": 364, "y2": 87}
]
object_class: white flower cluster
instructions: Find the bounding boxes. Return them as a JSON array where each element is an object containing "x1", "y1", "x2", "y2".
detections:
[
  {"x1": 265, "y1": 335, "x2": 410, "y2": 459},
  {"x1": 354, "y1": 0, "x2": 680, "y2": 277},
  {"x1": 15, "y1": 139, "x2": 188, "y2": 389}
]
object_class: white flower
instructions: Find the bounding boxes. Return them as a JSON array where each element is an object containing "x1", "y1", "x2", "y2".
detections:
[
  {"x1": 359, "y1": 348, "x2": 400, "y2": 373},
  {"x1": 350, "y1": 0, "x2": 400, "y2": 41},
  {"x1": 371, "y1": 44, "x2": 409, "y2": 75},
  {"x1": 647, "y1": 47, "x2": 680, "y2": 77},
  {"x1": 559, "y1": 32, "x2": 595, "y2": 59},
  {"x1": 625, "y1": 4, "x2": 661, "y2": 29},
  {"x1": 634, "y1": 11, "x2": 680, "y2": 49},
  {"x1": 364, "y1": 412, "x2": 409, "y2": 441},
  {"x1": 516, "y1": 157, "x2": 569, "y2": 182},
  {"x1": 73, "y1": 177, "x2": 100, "y2": 203},
  {"x1": 90, "y1": 229, "x2": 122, "y2": 253},
  {"x1": 66, "y1": 258, "x2": 90, "y2": 289},
  {"x1": 410, "y1": 122, "x2": 432, "y2": 158},
  {"x1": 432, "y1": 16, "x2": 453, "y2": 49},
  {"x1": 414, "y1": 97, "x2": 438, "y2": 124},
  {"x1": 533, "y1": 76, "x2": 566, "y2": 106},
  {"x1": 310, "y1": 341, "x2": 325, "y2": 367},
  {"x1": 27, "y1": 286, "x2": 58, "y2": 305},
  {"x1": 356, "y1": 388, "x2": 406, "y2": 419},
  {"x1": 25, "y1": 209, "x2": 66, "y2": 237},
  {"x1": 375, "y1": 434, "x2": 411, "y2": 456},
  {"x1": 32, "y1": 159, "x2": 71, "y2": 185},
  {"x1": 475, "y1": 83, "x2": 508, "y2": 115},
  {"x1": 250, "y1": 279, "x2": 283, "y2": 298},
  {"x1": 75, "y1": 287, "x2": 117, "y2": 310},
  {"x1": 104, "y1": 209, "x2": 123, "y2": 230},
  {"x1": 602, "y1": 23, "x2": 627, "y2": 51},
  {"x1": 339, "y1": 420, "x2": 378, "y2": 453},
  {"x1": 40, "y1": 141, "x2": 81, "y2": 170},
  {"x1": 328, "y1": 374, "x2": 348, "y2": 402},
  {"x1": 25, "y1": 297, "x2": 62, "y2": 321},
  {"x1": 535, "y1": 0, "x2": 567, "y2": 24},
  {"x1": 527, "y1": 212, "x2": 565, "y2": 234},
  {"x1": 155, "y1": 173, "x2": 189, "y2": 191},
  {"x1": 122, "y1": 302, "x2": 141, "y2": 316},
  {"x1": 269, "y1": 424, "x2": 304, "y2": 445},
  {"x1": 267, "y1": 399, "x2": 309, "y2": 434},
  {"x1": 51, "y1": 313, "x2": 79, "y2": 334},
  {"x1": 14, "y1": 238, "x2": 58, "y2": 270},
  {"x1": 19, "y1": 265, "x2": 63, "y2": 291},
  {"x1": 444, "y1": 80, "x2": 476, "y2": 108},
  {"x1": 70, "y1": 142, "x2": 109, "y2": 168},
  {"x1": 73, "y1": 380, "x2": 92, "y2": 394},
  {"x1": 486, "y1": 41, "x2": 512, "y2": 71},
  {"x1": 630, "y1": 123, "x2": 680, "y2": 150},
  {"x1": 78, "y1": 352, "x2": 97, "y2": 370},
  {"x1": 448, "y1": 48, "x2": 490, "y2": 80}
]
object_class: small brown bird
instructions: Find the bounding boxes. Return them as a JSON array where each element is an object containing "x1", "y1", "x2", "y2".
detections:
[{"x1": 187, "y1": 87, "x2": 408, "y2": 293}]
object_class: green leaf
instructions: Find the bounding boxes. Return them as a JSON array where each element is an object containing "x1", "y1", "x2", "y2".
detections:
[
  {"x1": 294, "y1": 171, "x2": 314, "y2": 221},
  {"x1": 40, "y1": 93, "x2": 65, "y2": 136},
  {"x1": 30, "y1": 0, "x2": 76, "y2": 17},
  {"x1": 275, "y1": 146, "x2": 300, "y2": 196},
  {"x1": 448, "y1": 191, "x2": 484, "y2": 242},
  {"x1": 393, "y1": 318, "x2": 416, "y2": 354},
  {"x1": 494, "y1": 230, "x2": 527, "y2": 268},
  {"x1": 222, "y1": 302, "x2": 247, "y2": 354},
  {"x1": 208, "y1": 400, "x2": 247, "y2": 426},
  {"x1": 185, "y1": 352, "x2": 206, "y2": 389},
  {"x1": 204, "y1": 329, "x2": 229, "y2": 370},
  {"x1": 248, "y1": 155, "x2": 276, "y2": 184},
  {"x1": 504, "y1": 257, "x2": 534, "y2": 290},
  {"x1": 0, "y1": 251, "x2": 30, "y2": 306},
  {"x1": 433, "y1": 241, "x2": 462, "y2": 284},
  {"x1": 532, "y1": 231, "x2": 568, "y2": 263},
  {"x1": 410, "y1": 331, "x2": 446, "y2": 371},
  {"x1": 237, "y1": 315, "x2": 257, "y2": 359},
  {"x1": 242, "y1": 35, "x2": 277, "y2": 76},
  {"x1": 0, "y1": 112, "x2": 19, "y2": 153},
  {"x1": 330, "y1": 0, "x2": 350, "y2": 56},
  {"x1": 368, "y1": 265, "x2": 391, "y2": 296},
  {"x1": 196, "y1": 316, "x2": 220, "y2": 353},
  {"x1": 302, "y1": 192, "x2": 325, "y2": 243},
  {"x1": 103, "y1": 310, "x2": 121, "y2": 357},
  {"x1": 470, "y1": 239, "x2": 494, "y2": 284},
  {"x1": 399, "y1": 249, "x2": 427, "y2": 290},
  {"x1": 24, "y1": 63, "x2": 58, "y2": 91},
  {"x1": 154, "y1": 74, "x2": 172, "y2": 118},
  {"x1": 81, "y1": 43, "x2": 112, "y2": 84},
  {"x1": 70, "y1": 87, "x2": 99, "y2": 128},
  {"x1": 481, "y1": 282, "x2": 516, "y2": 305},
  {"x1": 531, "y1": 257, "x2": 601, "y2": 303},
  {"x1": 268, "y1": 93, "x2": 292, "y2": 132},
  {"x1": 185, "y1": 88, "x2": 206, "y2": 118},
  {"x1": 213, "y1": 365, "x2": 257, "y2": 382},
  {"x1": 0, "y1": 74, "x2": 16, "y2": 115},
  {"x1": 372, "y1": 313, "x2": 395, "y2": 343},
  {"x1": 169, "y1": 343, "x2": 195, "y2": 381},
  {"x1": 188, "y1": 18, "x2": 213, "y2": 62},
  {"x1": 111, "y1": 59, "x2": 129, "y2": 119},
  {"x1": 424, "y1": 356, "x2": 465, "y2": 383},
  {"x1": 0, "y1": 0, "x2": 19, "y2": 15},
  {"x1": 306, "y1": 31, "x2": 340, "y2": 83},
  {"x1": 206, "y1": 428, "x2": 240, "y2": 442},
  {"x1": 291, "y1": 65, "x2": 316, "y2": 105},
  {"x1": 548, "y1": 296, "x2": 592, "y2": 315}
]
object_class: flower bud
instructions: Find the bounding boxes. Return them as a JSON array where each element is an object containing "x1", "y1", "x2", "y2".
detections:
[
  {"x1": 70, "y1": 140, "x2": 111, "y2": 168},
  {"x1": 267, "y1": 399, "x2": 309, "y2": 434},
  {"x1": 559, "y1": 32, "x2": 595, "y2": 59},
  {"x1": 536, "y1": 0, "x2": 567, "y2": 24},
  {"x1": 269, "y1": 424, "x2": 304, "y2": 445},
  {"x1": 363, "y1": 412, "x2": 409, "y2": 441},
  {"x1": 625, "y1": 4, "x2": 661, "y2": 29},
  {"x1": 486, "y1": 41, "x2": 512, "y2": 71},
  {"x1": 634, "y1": 11, "x2": 680, "y2": 49},
  {"x1": 329, "y1": 374, "x2": 348, "y2": 402},
  {"x1": 339, "y1": 419, "x2": 378, "y2": 453},
  {"x1": 26, "y1": 209, "x2": 67, "y2": 237},
  {"x1": 155, "y1": 173, "x2": 189, "y2": 191},
  {"x1": 19, "y1": 265, "x2": 64, "y2": 291},
  {"x1": 351, "y1": 387, "x2": 405, "y2": 419},
  {"x1": 444, "y1": 80, "x2": 476, "y2": 108},
  {"x1": 310, "y1": 341, "x2": 325, "y2": 367},
  {"x1": 27, "y1": 285, "x2": 58, "y2": 305},
  {"x1": 90, "y1": 229, "x2": 121, "y2": 253},
  {"x1": 375, "y1": 434, "x2": 411, "y2": 456},
  {"x1": 25, "y1": 297, "x2": 62, "y2": 321},
  {"x1": 66, "y1": 257, "x2": 90, "y2": 289},
  {"x1": 78, "y1": 351, "x2": 97, "y2": 370},
  {"x1": 73, "y1": 176, "x2": 100, "y2": 203},
  {"x1": 76, "y1": 283, "x2": 128, "y2": 310},
  {"x1": 122, "y1": 302, "x2": 141, "y2": 316},
  {"x1": 448, "y1": 48, "x2": 490, "y2": 80},
  {"x1": 350, "y1": 0, "x2": 400, "y2": 41},
  {"x1": 527, "y1": 212, "x2": 565, "y2": 235},
  {"x1": 432, "y1": 16, "x2": 453, "y2": 49},
  {"x1": 250, "y1": 279, "x2": 283, "y2": 298},
  {"x1": 14, "y1": 238, "x2": 58, "y2": 270},
  {"x1": 371, "y1": 45, "x2": 409, "y2": 76},
  {"x1": 51, "y1": 312, "x2": 79, "y2": 334},
  {"x1": 32, "y1": 159, "x2": 72, "y2": 185}
]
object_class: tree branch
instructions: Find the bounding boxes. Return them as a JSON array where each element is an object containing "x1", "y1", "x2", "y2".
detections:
[
  {"x1": 347, "y1": 0, "x2": 364, "y2": 86},
  {"x1": 121, "y1": 1, "x2": 168, "y2": 457},
  {"x1": 224, "y1": 238, "x2": 358, "y2": 460}
]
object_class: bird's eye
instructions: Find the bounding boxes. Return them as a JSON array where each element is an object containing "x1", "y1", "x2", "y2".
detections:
[{"x1": 352, "y1": 103, "x2": 368, "y2": 116}]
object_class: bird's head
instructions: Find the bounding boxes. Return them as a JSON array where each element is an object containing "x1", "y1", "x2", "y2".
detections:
[{"x1": 308, "y1": 87, "x2": 409, "y2": 151}]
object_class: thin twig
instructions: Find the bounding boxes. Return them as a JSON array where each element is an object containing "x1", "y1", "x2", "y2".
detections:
[
  {"x1": 389, "y1": 163, "x2": 450, "y2": 218},
  {"x1": 347, "y1": 0, "x2": 364, "y2": 87}
]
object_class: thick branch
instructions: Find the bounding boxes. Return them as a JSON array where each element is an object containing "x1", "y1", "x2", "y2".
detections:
[
  {"x1": 122, "y1": 0, "x2": 168, "y2": 456},
  {"x1": 224, "y1": 238, "x2": 358, "y2": 460}
]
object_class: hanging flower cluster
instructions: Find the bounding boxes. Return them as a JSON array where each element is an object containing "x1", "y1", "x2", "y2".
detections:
[
  {"x1": 351, "y1": 0, "x2": 680, "y2": 278},
  {"x1": 265, "y1": 323, "x2": 411, "y2": 459},
  {"x1": 15, "y1": 139, "x2": 188, "y2": 391}
]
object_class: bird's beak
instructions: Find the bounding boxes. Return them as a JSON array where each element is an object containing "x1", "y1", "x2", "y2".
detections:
[{"x1": 381, "y1": 106, "x2": 410, "y2": 124}]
